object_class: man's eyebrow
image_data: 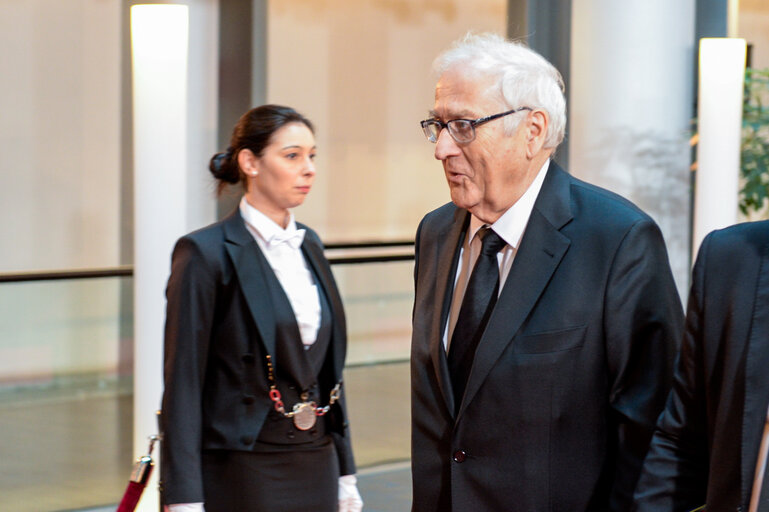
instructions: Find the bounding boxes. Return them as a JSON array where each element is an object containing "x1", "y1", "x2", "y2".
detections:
[{"x1": 428, "y1": 108, "x2": 476, "y2": 120}]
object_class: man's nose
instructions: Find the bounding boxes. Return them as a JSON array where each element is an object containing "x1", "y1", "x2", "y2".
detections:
[{"x1": 434, "y1": 127, "x2": 461, "y2": 161}]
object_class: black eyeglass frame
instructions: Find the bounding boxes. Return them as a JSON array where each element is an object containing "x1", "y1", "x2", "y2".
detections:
[{"x1": 420, "y1": 106, "x2": 532, "y2": 144}]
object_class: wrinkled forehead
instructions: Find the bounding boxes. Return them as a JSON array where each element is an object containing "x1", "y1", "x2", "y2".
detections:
[{"x1": 433, "y1": 68, "x2": 503, "y2": 119}]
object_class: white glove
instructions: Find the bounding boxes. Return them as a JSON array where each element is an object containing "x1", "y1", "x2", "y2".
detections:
[
  {"x1": 165, "y1": 503, "x2": 204, "y2": 512},
  {"x1": 338, "y1": 474, "x2": 364, "y2": 512}
]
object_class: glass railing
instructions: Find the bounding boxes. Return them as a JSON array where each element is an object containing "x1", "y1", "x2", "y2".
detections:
[
  {"x1": 332, "y1": 257, "x2": 413, "y2": 468},
  {"x1": 0, "y1": 243, "x2": 414, "y2": 512},
  {"x1": 0, "y1": 275, "x2": 134, "y2": 512}
]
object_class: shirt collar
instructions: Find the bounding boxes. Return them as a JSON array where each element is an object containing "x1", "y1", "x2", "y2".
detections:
[
  {"x1": 469, "y1": 158, "x2": 550, "y2": 249},
  {"x1": 239, "y1": 196, "x2": 305, "y2": 249}
]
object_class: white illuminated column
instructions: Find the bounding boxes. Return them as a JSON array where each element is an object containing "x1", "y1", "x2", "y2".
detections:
[
  {"x1": 131, "y1": 4, "x2": 189, "y2": 511},
  {"x1": 569, "y1": 0, "x2": 695, "y2": 297},
  {"x1": 692, "y1": 38, "x2": 746, "y2": 259}
]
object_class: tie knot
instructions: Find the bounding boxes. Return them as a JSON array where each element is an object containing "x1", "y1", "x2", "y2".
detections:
[
  {"x1": 270, "y1": 229, "x2": 306, "y2": 249},
  {"x1": 479, "y1": 227, "x2": 506, "y2": 255}
]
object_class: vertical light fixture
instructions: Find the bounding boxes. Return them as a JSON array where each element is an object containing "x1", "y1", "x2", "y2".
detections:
[
  {"x1": 692, "y1": 37, "x2": 746, "y2": 260},
  {"x1": 130, "y1": 4, "x2": 189, "y2": 511}
]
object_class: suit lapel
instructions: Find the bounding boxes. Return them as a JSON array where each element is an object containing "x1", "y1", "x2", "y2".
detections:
[
  {"x1": 223, "y1": 210, "x2": 277, "y2": 359},
  {"x1": 459, "y1": 163, "x2": 573, "y2": 418},
  {"x1": 741, "y1": 240, "x2": 769, "y2": 504},
  {"x1": 300, "y1": 231, "x2": 346, "y2": 381},
  {"x1": 430, "y1": 208, "x2": 469, "y2": 417}
]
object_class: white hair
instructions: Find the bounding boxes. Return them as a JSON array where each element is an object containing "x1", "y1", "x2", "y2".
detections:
[{"x1": 433, "y1": 32, "x2": 566, "y2": 149}]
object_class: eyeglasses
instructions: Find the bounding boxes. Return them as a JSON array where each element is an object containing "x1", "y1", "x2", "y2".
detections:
[{"x1": 420, "y1": 107, "x2": 532, "y2": 144}]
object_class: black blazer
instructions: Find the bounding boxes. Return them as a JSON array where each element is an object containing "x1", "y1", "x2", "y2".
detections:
[
  {"x1": 633, "y1": 220, "x2": 769, "y2": 511},
  {"x1": 160, "y1": 210, "x2": 355, "y2": 504},
  {"x1": 410, "y1": 162, "x2": 684, "y2": 512}
]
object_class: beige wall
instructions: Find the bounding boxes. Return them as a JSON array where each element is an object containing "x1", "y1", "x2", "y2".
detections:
[
  {"x1": 0, "y1": 0, "x2": 507, "y2": 381},
  {"x1": 0, "y1": 0, "x2": 122, "y2": 272},
  {"x1": 265, "y1": 0, "x2": 508, "y2": 365},
  {"x1": 268, "y1": 0, "x2": 507, "y2": 241},
  {"x1": 0, "y1": 0, "x2": 219, "y2": 380},
  {"x1": 0, "y1": 0, "x2": 123, "y2": 378},
  {"x1": 739, "y1": 0, "x2": 769, "y2": 68}
]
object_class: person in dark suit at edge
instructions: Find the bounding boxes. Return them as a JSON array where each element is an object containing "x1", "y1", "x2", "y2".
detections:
[
  {"x1": 410, "y1": 32, "x2": 684, "y2": 512},
  {"x1": 160, "y1": 105, "x2": 362, "y2": 512},
  {"x1": 633, "y1": 220, "x2": 769, "y2": 512}
]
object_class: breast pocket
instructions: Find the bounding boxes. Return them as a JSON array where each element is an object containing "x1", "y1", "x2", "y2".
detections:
[{"x1": 514, "y1": 325, "x2": 587, "y2": 354}]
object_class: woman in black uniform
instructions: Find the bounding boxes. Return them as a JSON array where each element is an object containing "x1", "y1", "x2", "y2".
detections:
[{"x1": 160, "y1": 105, "x2": 362, "y2": 512}]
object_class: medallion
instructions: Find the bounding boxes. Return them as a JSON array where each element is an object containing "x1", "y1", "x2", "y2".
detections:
[{"x1": 292, "y1": 402, "x2": 317, "y2": 431}]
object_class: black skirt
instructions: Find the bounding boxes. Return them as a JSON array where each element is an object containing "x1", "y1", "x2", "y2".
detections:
[{"x1": 201, "y1": 436, "x2": 339, "y2": 512}]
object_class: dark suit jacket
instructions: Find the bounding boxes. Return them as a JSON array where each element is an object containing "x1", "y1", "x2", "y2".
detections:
[
  {"x1": 633, "y1": 220, "x2": 769, "y2": 512},
  {"x1": 160, "y1": 210, "x2": 355, "y2": 505},
  {"x1": 410, "y1": 162, "x2": 684, "y2": 512}
]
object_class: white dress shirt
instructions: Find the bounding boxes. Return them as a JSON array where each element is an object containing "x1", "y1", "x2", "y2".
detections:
[
  {"x1": 444, "y1": 158, "x2": 550, "y2": 352},
  {"x1": 749, "y1": 405, "x2": 769, "y2": 512}
]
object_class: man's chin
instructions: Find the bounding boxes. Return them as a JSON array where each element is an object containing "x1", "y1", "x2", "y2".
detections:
[{"x1": 448, "y1": 190, "x2": 478, "y2": 212}]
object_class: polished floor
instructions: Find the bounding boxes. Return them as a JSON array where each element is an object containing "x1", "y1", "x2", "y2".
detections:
[
  {"x1": 0, "y1": 362, "x2": 411, "y2": 512},
  {"x1": 77, "y1": 463, "x2": 411, "y2": 512}
]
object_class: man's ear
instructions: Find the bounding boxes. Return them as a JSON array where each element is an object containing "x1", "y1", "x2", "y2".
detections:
[{"x1": 526, "y1": 110, "x2": 549, "y2": 159}]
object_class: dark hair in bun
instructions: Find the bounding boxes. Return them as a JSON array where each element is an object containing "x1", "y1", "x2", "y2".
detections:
[{"x1": 209, "y1": 104, "x2": 315, "y2": 195}]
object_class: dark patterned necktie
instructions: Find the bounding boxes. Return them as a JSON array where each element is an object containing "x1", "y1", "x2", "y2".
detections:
[{"x1": 448, "y1": 227, "x2": 506, "y2": 412}]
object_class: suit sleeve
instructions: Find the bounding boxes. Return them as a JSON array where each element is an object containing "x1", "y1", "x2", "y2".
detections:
[
  {"x1": 412, "y1": 218, "x2": 424, "y2": 319},
  {"x1": 330, "y1": 383, "x2": 356, "y2": 476},
  {"x1": 603, "y1": 218, "x2": 685, "y2": 511},
  {"x1": 160, "y1": 236, "x2": 218, "y2": 505},
  {"x1": 631, "y1": 234, "x2": 712, "y2": 511}
]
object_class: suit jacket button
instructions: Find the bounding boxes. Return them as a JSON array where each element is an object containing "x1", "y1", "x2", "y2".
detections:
[
  {"x1": 453, "y1": 450, "x2": 467, "y2": 463},
  {"x1": 240, "y1": 435, "x2": 254, "y2": 445},
  {"x1": 287, "y1": 430, "x2": 295, "y2": 439},
  {"x1": 242, "y1": 395, "x2": 255, "y2": 405},
  {"x1": 241, "y1": 353, "x2": 255, "y2": 364}
]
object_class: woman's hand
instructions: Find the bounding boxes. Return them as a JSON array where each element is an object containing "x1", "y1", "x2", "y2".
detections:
[
  {"x1": 338, "y1": 474, "x2": 363, "y2": 512},
  {"x1": 165, "y1": 503, "x2": 204, "y2": 512}
]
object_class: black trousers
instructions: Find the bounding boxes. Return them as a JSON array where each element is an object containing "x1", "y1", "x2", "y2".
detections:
[{"x1": 201, "y1": 437, "x2": 339, "y2": 512}]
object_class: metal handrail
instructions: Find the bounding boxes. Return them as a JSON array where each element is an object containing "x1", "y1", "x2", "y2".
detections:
[
  {"x1": 328, "y1": 254, "x2": 414, "y2": 265},
  {"x1": 324, "y1": 240, "x2": 414, "y2": 250},
  {"x1": 0, "y1": 265, "x2": 134, "y2": 283},
  {"x1": 0, "y1": 242, "x2": 415, "y2": 283}
]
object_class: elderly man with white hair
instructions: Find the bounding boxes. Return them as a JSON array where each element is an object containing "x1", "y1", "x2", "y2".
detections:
[{"x1": 410, "y1": 32, "x2": 684, "y2": 512}]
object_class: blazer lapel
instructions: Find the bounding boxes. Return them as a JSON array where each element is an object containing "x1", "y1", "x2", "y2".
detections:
[
  {"x1": 430, "y1": 208, "x2": 469, "y2": 417},
  {"x1": 459, "y1": 163, "x2": 573, "y2": 418},
  {"x1": 300, "y1": 231, "x2": 347, "y2": 381},
  {"x1": 741, "y1": 241, "x2": 769, "y2": 504},
  {"x1": 223, "y1": 211, "x2": 277, "y2": 359}
]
